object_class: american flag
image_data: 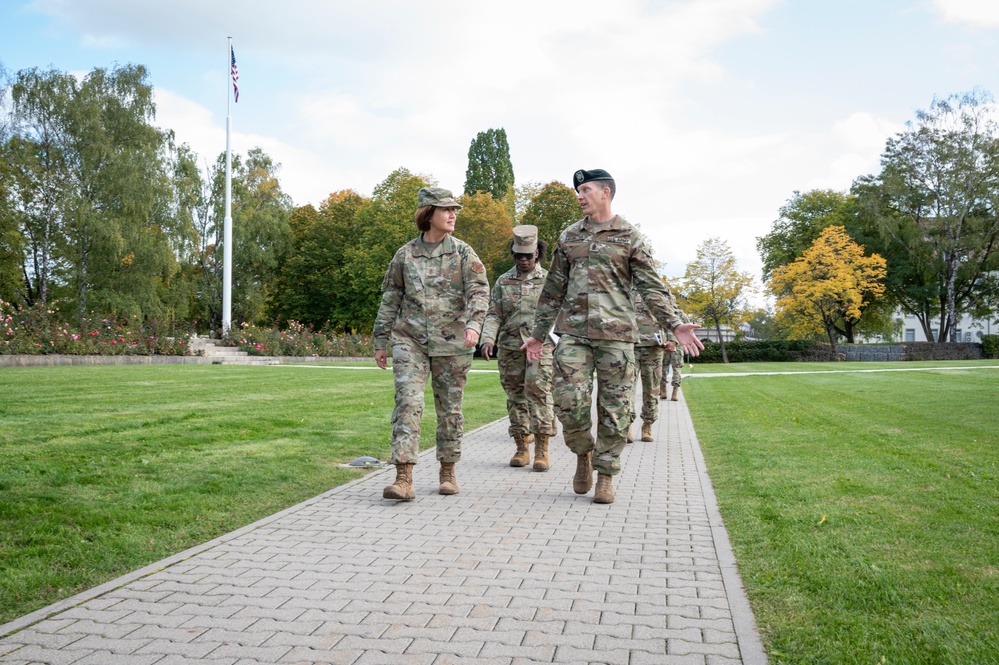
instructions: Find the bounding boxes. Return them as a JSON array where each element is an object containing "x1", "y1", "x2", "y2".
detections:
[{"x1": 230, "y1": 46, "x2": 239, "y2": 103}]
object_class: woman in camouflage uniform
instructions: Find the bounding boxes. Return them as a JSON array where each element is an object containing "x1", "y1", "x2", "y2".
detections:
[
  {"x1": 373, "y1": 187, "x2": 489, "y2": 501},
  {"x1": 480, "y1": 225, "x2": 558, "y2": 471}
]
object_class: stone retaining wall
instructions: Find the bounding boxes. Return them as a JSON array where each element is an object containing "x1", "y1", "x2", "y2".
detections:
[{"x1": 839, "y1": 342, "x2": 984, "y2": 361}]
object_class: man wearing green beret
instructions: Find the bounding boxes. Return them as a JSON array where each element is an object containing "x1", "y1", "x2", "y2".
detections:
[{"x1": 522, "y1": 169, "x2": 703, "y2": 504}]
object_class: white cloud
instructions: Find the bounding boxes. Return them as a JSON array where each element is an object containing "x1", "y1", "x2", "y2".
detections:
[
  {"x1": 931, "y1": 0, "x2": 999, "y2": 27},
  {"x1": 20, "y1": 0, "x2": 906, "y2": 297}
]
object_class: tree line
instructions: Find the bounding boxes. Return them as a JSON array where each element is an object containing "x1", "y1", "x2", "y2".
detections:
[
  {"x1": 660, "y1": 90, "x2": 999, "y2": 359},
  {"x1": 757, "y1": 90, "x2": 999, "y2": 346},
  {"x1": 0, "y1": 64, "x2": 581, "y2": 337}
]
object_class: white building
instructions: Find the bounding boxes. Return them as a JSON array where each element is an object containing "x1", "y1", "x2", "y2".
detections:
[{"x1": 896, "y1": 311, "x2": 997, "y2": 343}]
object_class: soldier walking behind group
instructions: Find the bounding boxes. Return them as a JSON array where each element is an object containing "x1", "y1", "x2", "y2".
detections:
[
  {"x1": 661, "y1": 325, "x2": 687, "y2": 402},
  {"x1": 480, "y1": 225, "x2": 558, "y2": 471},
  {"x1": 373, "y1": 187, "x2": 489, "y2": 500},
  {"x1": 522, "y1": 169, "x2": 703, "y2": 504},
  {"x1": 630, "y1": 289, "x2": 665, "y2": 442}
]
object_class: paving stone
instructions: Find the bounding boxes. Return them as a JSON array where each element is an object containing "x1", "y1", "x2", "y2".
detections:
[{"x1": 0, "y1": 388, "x2": 767, "y2": 664}]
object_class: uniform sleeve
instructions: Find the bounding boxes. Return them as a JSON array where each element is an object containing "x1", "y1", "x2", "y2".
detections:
[
  {"x1": 531, "y1": 240, "x2": 569, "y2": 341},
  {"x1": 480, "y1": 278, "x2": 504, "y2": 347},
  {"x1": 462, "y1": 247, "x2": 490, "y2": 336},
  {"x1": 372, "y1": 251, "x2": 405, "y2": 351},
  {"x1": 630, "y1": 237, "x2": 685, "y2": 333}
]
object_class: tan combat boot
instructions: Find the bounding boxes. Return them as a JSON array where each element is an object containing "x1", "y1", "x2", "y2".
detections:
[
  {"x1": 383, "y1": 463, "x2": 415, "y2": 501},
  {"x1": 439, "y1": 462, "x2": 459, "y2": 495},
  {"x1": 510, "y1": 434, "x2": 530, "y2": 467},
  {"x1": 573, "y1": 452, "x2": 593, "y2": 494},
  {"x1": 594, "y1": 473, "x2": 615, "y2": 504},
  {"x1": 641, "y1": 421, "x2": 653, "y2": 442},
  {"x1": 671, "y1": 386, "x2": 679, "y2": 401},
  {"x1": 660, "y1": 386, "x2": 669, "y2": 400},
  {"x1": 626, "y1": 426, "x2": 634, "y2": 443},
  {"x1": 532, "y1": 434, "x2": 550, "y2": 472}
]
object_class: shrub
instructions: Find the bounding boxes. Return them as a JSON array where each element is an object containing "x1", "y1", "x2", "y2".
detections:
[
  {"x1": 223, "y1": 320, "x2": 373, "y2": 357},
  {"x1": 694, "y1": 339, "x2": 834, "y2": 363},
  {"x1": 1, "y1": 299, "x2": 192, "y2": 355},
  {"x1": 982, "y1": 334, "x2": 999, "y2": 359}
]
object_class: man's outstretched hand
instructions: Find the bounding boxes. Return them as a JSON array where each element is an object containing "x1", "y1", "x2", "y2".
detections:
[
  {"x1": 674, "y1": 323, "x2": 705, "y2": 357},
  {"x1": 520, "y1": 336, "x2": 544, "y2": 362}
]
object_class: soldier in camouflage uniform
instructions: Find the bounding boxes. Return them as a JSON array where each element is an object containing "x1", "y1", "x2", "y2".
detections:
[
  {"x1": 522, "y1": 169, "x2": 703, "y2": 504},
  {"x1": 480, "y1": 225, "x2": 557, "y2": 471},
  {"x1": 629, "y1": 289, "x2": 664, "y2": 442},
  {"x1": 660, "y1": 307, "x2": 690, "y2": 402},
  {"x1": 373, "y1": 187, "x2": 489, "y2": 501}
]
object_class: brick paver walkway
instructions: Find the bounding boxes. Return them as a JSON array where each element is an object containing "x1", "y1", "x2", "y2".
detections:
[{"x1": 0, "y1": 387, "x2": 767, "y2": 664}]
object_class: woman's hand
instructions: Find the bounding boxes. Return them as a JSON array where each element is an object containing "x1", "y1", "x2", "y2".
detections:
[
  {"x1": 375, "y1": 349, "x2": 388, "y2": 370},
  {"x1": 464, "y1": 328, "x2": 480, "y2": 349},
  {"x1": 480, "y1": 342, "x2": 494, "y2": 360}
]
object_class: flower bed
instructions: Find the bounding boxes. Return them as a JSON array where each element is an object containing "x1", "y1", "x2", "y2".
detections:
[
  {"x1": 223, "y1": 320, "x2": 374, "y2": 357},
  {"x1": 1, "y1": 299, "x2": 190, "y2": 356}
]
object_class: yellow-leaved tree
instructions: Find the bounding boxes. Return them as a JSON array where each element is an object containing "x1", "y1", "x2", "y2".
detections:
[
  {"x1": 769, "y1": 226, "x2": 887, "y2": 354},
  {"x1": 453, "y1": 192, "x2": 515, "y2": 284}
]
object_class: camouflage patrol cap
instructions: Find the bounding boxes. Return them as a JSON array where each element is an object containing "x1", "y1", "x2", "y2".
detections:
[
  {"x1": 573, "y1": 168, "x2": 613, "y2": 191},
  {"x1": 417, "y1": 187, "x2": 462, "y2": 209},
  {"x1": 511, "y1": 225, "x2": 539, "y2": 253}
]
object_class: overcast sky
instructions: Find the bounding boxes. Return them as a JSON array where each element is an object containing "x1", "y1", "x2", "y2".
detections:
[{"x1": 4, "y1": 0, "x2": 999, "y2": 296}]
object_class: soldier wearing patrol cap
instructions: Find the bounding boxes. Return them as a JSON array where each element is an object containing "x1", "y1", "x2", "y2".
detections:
[
  {"x1": 480, "y1": 225, "x2": 558, "y2": 471},
  {"x1": 521, "y1": 169, "x2": 703, "y2": 504},
  {"x1": 374, "y1": 187, "x2": 490, "y2": 500},
  {"x1": 629, "y1": 288, "x2": 667, "y2": 443},
  {"x1": 661, "y1": 309, "x2": 690, "y2": 402}
]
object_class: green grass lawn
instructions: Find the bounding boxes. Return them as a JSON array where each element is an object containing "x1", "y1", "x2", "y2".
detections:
[
  {"x1": 0, "y1": 362, "x2": 507, "y2": 624},
  {"x1": 685, "y1": 362, "x2": 999, "y2": 665}
]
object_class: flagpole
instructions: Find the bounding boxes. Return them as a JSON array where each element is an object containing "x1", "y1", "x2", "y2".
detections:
[{"x1": 222, "y1": 36, "x2": 233, "y2": 334}]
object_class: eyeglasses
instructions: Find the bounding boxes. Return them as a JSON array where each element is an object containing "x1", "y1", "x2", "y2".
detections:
[{"x1": 513, "y1": 253, "x2": 535, "y2": 260}]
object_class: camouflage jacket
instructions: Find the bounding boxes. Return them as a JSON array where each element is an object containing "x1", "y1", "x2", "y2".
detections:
[
  {"x1": 481, "y1": 264, "x2": 550, "y2": 350},
  {"x1": 531, "y1": 215, "x2": 685, "y2": 343},
  {"x1": 664, "y1": 305, "x2": 692, "y2": 344},
  {"x1": 373, "y1": 234, "x2": 489, "y2": 356},
  {"x1": 633, "y1": 290, "x2": 663, "y2": 347}
]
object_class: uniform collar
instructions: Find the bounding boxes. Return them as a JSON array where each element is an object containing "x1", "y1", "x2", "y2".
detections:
[
  {"x1": 412, "y1": 234, "x2": 456, "y2": 257},
  {"x1": 581, "y1": 214, "x2": 625, "y2": 232}
]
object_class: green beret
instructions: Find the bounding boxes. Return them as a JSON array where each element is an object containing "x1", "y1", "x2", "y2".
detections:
[{"x1": 573, "y1": 168, "x2": 613, "y2": 191}]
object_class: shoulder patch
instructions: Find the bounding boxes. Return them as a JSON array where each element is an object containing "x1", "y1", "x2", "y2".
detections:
[{"x1": 471, "y1": 260, "x2": 486, "y2": 274}]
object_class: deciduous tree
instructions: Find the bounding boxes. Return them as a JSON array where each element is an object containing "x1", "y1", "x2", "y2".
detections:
[
  {"x1": 453, "y1": 192, "x2": 514, "y2": 284},
  {"x1": 853, "y1": 90, "x2": 999, "y2": 342},
  {"x1": 769, "y1": 226, "x2": 887, "y2": 353},
  {"x1": 757, "y1": 189, "x2": 858, "y2": 282},
  {"x1": 520, "y1": 181, "x2": 579, "y2": 259},
  {"x1": 676, "y1": 238, "x2": 755, "y2": 363},
  {"x1": 345, "y1": 167, "x2": 430, "y2": 331}
]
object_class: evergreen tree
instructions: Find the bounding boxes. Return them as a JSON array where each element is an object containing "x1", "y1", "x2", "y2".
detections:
[{"x1": 464, "y1": 128, "x2": 514, "y2": 201}]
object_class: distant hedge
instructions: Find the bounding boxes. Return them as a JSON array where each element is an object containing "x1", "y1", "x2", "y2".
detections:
[
  {"x1": 693, "y1": 340, "x2": 834, "y2": 363},
  {"x1": 982, "y1": 335, "x2": 999, "y2": 359}
]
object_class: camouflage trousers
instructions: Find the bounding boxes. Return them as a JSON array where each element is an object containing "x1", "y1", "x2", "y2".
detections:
[
  {"x1": 660, "y1": 347, "x2": 684, "y2": 393},
  {"x1": 390, "y1": 338, "x2": 472, "y2": 465},
  {"x1": 552, "y1": 335, "x2": 636, "y2": 477},
  {"x1": 632, "y1": 345, "x2": 664, "y2": 424},
  {"x1": 497, "y1": 345, "x2": 557, "y2": 438}
]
